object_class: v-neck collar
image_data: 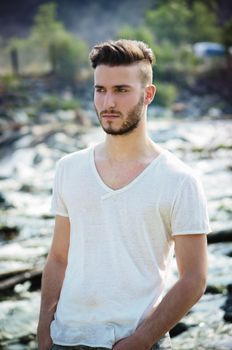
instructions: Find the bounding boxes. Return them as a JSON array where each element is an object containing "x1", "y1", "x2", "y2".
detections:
[{"x1": 90, "y1": 145, "x2": 167, "y2": 195}]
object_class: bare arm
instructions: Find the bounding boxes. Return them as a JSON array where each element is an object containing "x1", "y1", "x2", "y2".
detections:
[
  {"x1": 37, "y1": 215, "x2": 70, "y2": 350},
  {"x1": 113, "y1": 234, "x2": 208, "y2": 350}
]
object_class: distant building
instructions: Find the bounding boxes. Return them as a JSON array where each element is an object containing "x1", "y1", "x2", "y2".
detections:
[
  {"x1": 193, "y1": 42, "x2": 226, "y2": 58},
  {"x1": 193, "y1": 42, "x2": 230, "y2": 69}
]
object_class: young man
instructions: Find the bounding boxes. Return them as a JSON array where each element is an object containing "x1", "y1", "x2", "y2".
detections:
[{"x1": 37, "y1": 39, "x2": 211, "y2": 350}]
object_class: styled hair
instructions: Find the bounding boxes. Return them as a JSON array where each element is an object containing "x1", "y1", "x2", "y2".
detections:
[
  {"x1": 89, "y1": 39, "x2": 155, "y2": 84},
  {"x1": 89, "y1": 39, "x2": 155, "y2": 67}
]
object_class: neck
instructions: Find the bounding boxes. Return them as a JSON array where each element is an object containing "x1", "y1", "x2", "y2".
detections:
[{"x1": 102, "y1": 119, "x2": 156, "y2": 161}]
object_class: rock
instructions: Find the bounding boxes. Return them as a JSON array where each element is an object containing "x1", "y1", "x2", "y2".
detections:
[
  {"x1": 0, "y1": 127, "x2": 29, "y2": 148},
  {"x1": 75, "y1": 109, "x2": 92, "y2": 127},
  {"x1": 0, "y1": 192, "x2": 6, "y2": 203},
  {"x1": 172, "y1": 102, "x2": 187, "y2": 113},
  {"x1": 224, "y1": 308, "x2": 232, "y2": 323},
  {"x1": 19, "y1": 333, "x2": 36, "y2": 345},
  {"x1": 205, "y1": 285, "x2": 224, "y2": 294},
  {"x1": 207, "y1": 229, "x2": 232, "y2": 244},
  {"x1": 0, "y1": 192, "x2": 14, "y2": 210},
  {"x1": 227, "y1": 284, "x2": 232, "y2": 294},
  {"x1": 33, "y1": 152, "x2": 43, "y2": 165},
  {"x1": 170, "y1": 322, "x2": 189, "y2": 337},
  {"x1": 19, "y1": 184, "x2": 34, "y2": 193},
  {"x1": 222, "y1": 284, "x2": 232, "y2": 323},
  {"x1": 207, "y1": 107, "x2": 223, "y2": 119},
  {"x1": 0, "y1": 226, "x2": 19, "y2": 240},
  {"x1": 56, "y1": 109, "x2": 76, "y2": 122},
  {"x1": 0, "y1": 291, "x2": 40, "y2": 346},
  {"x1": 14, "y1": 111, "x2": 30, "y2": 124}
]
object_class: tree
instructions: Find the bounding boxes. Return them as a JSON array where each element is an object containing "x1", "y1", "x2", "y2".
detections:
[
  {"x1": 145, "y1": 0, "x2": 221, "y2": 45},
  {"x1": 145, "y1": 2, "x2": 191, "y2": 45},
  {"x1": 30, "y1": 2, "x2": 88, "y2": 82},
  {"x1": 117, "y1": 26, "x2": 155, "y2": 49},
  {"x1": 31, "y1": 2, "x2": 64, "y2": 46},
  {"x1": 188, "y1": 2, "x2": 221, "y2": 43},
  {"x1": 50, "y1": 31, "x2": 88, "y2": 82}
]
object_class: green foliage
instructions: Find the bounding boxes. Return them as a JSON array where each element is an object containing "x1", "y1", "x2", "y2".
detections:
[
  {"x1": 145, "y1": 1, "x2": 221, "y2": 44},
  {"x1": 222, "y1": 19, "x2": 232, "y2": 51},
  {"x1": 31, "y1": 2, "x2": 65, "y2": 47},
  {"x1": 4, "y1": 2, "x2": 88, "y2": 81},
  {"x1": 30, "y1": 2, "x2": 88, "y2": 81},
  {"x1": 154, "y1": 82, "x2": 178, "y2": 106},
  {"x1": 7, "y1": 36, "x2": 50, "y2": 74},
  {"x1": 115, "y1": 0, "x2": 226, "y2": 105},
  {"x1": 116, "y1": 24, "x2": 200, "y2": 89},
  {"x1": 146, "y1": 2, "x2": 191, "y2": 45},
  {"x1": 38, "y1": 95, "x2": 80, "y2": 112},
  {"x1": 154, "y1": 40, "x2": 201, "y2": 73},
  {"x1": 117, "y1": 26, "x2": 155, "y2": 49},
  {"x1": 48, "y1": 31, "x2": 88, "y2": 82},
  {"x1": 8, "y1": 38, "x2": 26, "y2": 51},
  {"x1": 0, "y1": 74, "x2": 21, "y2": 90},
  {"x1": 188, "y1": 2, "x2": 221, "y2": 43}
]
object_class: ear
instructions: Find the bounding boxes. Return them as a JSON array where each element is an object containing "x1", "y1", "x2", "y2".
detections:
[{"x1": 144, "y1": 85, "x2": 156, "y2": 105}]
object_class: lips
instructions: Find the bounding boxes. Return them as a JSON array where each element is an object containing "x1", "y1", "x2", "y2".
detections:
[{"x1": 101, "y1": 114, "x2": 120, "y2": 118}]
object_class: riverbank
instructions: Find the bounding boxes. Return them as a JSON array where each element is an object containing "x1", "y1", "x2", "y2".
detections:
[{"x1": 0, "y1": 113, "x2": 232, "y2": 349}]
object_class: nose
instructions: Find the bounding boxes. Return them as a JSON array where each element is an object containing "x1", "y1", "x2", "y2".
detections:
[{"x1": 103, "y1": 92, "x2": 116, "y2": 110}]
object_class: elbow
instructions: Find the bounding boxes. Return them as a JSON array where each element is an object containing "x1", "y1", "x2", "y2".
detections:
[
  {"x1": 182, "y1": 273, "x2": 207, "y2": 302},
  {"x1": 195, "y1": 276, "x2": 207, "y2": 299}
]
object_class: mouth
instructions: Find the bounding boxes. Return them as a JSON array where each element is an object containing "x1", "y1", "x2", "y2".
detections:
[{"x1": 101, "y1": 114, "x2": 120, "y2": 119}]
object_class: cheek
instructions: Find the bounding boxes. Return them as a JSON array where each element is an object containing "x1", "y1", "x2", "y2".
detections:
[
  {"x1": 123, "y1": 95, "x2": 143, "y2": 108},
  {"x1": 94, "y1": 94, "x2": 102, "y2": 109},
  {"x1": 94, "y1": 94, "x2": 104, "y2": 108}
]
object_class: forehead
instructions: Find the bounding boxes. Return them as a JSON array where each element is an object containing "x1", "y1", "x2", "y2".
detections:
[{"x1": 94, "y1": 64, "x2": 142, "y2": 87}]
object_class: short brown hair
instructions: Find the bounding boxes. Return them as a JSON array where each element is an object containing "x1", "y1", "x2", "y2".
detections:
[{"x1": 89, "y1": 39, "x2": 155, "y2": 84}]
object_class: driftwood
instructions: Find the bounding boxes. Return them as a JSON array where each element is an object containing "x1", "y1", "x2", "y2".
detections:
[
  {"x1": 0, "y1": 228, "x2": 231, "y2": 297},
  {"x1": 0, "y1": 269, "x2": 42, "y2": 295}
]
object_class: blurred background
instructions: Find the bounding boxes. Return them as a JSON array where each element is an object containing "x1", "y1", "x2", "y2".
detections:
[{"x1": 0, "y1": 0, "x2": 232, "y2": 349}]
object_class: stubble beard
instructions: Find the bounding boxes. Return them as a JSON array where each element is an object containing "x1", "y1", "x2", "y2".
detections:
[{"x1": 95, "y1": 95, "x2": 144, "y2": 136}]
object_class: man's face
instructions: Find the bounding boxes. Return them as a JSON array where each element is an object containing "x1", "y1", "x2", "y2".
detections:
[{"x1": 94, "y1": 64, "x2": 146, "y2": 136}]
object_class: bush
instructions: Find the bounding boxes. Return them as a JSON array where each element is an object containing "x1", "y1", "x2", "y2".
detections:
[
  {"x1": 50, "y1": 32, "x2": 88, "y2": 82},
  {"x1": 3, "y1": 3, "x2": 88, "y2": 82},
  {"x1": 154, "y1": 82, "x2": 178, "y2": 107}
]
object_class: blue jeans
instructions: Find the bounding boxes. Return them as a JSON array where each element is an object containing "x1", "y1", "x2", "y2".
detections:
[{"x1": 50, "y1": 334, "x2": 172, "y2": 350}]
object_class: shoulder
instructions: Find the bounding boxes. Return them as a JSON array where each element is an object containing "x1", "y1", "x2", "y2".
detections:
[
  {"x1": 56, "y1": 146, "x2": 92, "y2": 169},
  {"x1": 160, "y1": 149, "x2": 201, "y2": 185}
]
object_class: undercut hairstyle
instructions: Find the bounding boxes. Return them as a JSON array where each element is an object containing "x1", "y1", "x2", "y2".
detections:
[{"x1": 89, "y1": 39, "x2": 155, "y2": 85}]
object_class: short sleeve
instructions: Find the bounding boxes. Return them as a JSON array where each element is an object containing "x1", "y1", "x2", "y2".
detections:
[
  {"x1": 50, "y1": 159, "x2": 69, "y2": 217},
  {"x1": 171, "y1": 175, "x2": 211, "y2": 236}
]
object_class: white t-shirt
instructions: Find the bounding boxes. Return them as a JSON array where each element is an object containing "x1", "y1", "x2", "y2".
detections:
[{"x1": 50, "y1": 146, "x2": 211, "y2": 348}]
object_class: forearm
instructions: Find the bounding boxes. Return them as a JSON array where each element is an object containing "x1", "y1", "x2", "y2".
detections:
[
  {"x1": 37, "y1": 256, "x2": 67, "y2": 347},
  {"x1": 134, "y1": 275, "x2": 206, "y2": 348}
]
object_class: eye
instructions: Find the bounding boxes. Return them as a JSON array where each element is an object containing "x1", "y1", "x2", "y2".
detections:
[
  {"x1": 116, "y1": 87, "x2": 128, "y2": 93},
  {"x1": 95, "y1": 87, "x2": 105, "y2": 93}
]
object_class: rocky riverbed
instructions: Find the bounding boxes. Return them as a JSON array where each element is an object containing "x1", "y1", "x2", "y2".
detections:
[{"x1": 0, "y1": 111, "x2": 232, "y2": 349}]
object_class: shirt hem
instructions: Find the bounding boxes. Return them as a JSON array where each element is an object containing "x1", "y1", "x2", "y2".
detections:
[
  {"x1": 52, "y1": 340, "x2": 112, "y2": 348},
  {"x1": 50, "y1": 210, "x2": 69, "y2": 217},
  {"x1": 172, "y1": 229, "x2": 211, "y2": 236}
]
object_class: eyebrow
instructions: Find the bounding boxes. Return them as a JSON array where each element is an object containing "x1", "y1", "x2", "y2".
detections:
[{"x1": 94, "y1": 84, "x2": 132, "y2": 89}]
